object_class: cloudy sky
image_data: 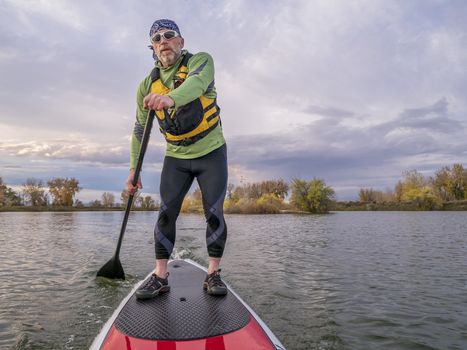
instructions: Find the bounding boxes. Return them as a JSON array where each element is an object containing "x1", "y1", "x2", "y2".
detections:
[{"x1": 1, "y1": 0, "x2": 466, "y2": 201}]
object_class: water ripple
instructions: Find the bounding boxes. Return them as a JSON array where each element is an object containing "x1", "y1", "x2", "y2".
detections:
[{"x1": 0, "y1": 211, "x2": 466, "y2": 349}]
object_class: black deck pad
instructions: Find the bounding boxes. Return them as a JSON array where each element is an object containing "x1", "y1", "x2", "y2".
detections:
[{"x1": 114, "y1": 260, "x2": 251, "y2": 340}]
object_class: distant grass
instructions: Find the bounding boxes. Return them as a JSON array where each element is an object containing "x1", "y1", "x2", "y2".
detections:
[{"x1": 331, "y1": 200, "x2": 467, "y2": 211}]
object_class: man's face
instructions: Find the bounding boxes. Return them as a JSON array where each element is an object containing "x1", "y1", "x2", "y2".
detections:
[{"x1": 152, "y1": 29, "x2": 184, "y2": 67}]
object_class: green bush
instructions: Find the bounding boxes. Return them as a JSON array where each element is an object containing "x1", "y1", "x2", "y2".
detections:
[{"x1": 291, "y1": 178, "x2": 335, "y2": 213}]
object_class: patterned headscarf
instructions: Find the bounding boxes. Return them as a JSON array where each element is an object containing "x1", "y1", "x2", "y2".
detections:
[
  {"x1": 149, "y1": 19, "x2": 181, "y2": 39},
  {"x1": 148, "y1": 19, "x2": 181, "y2": 61}
]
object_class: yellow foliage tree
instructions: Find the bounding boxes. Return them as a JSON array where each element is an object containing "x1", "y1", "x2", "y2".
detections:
[
  {"x1": 47, "y1": 177, "x2": 81, "y2": 207},
  {"x1": 401, "y1": 187, "x2": 442, "y2": 210}
]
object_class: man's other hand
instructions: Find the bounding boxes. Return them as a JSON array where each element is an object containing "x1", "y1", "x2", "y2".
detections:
[{"x1": 143, "y1": 93, "x2": 175, "y2": 111}]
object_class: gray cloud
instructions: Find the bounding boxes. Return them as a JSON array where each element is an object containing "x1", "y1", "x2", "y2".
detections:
[
  {"x1": 227, "y1": 97, "x2": 467, "y2": 198},
  {"x1": 0, "y1": 138, "x2": 165, "y2": 167},
  {"x1": 304, "y1": 105, "x2": 355, "y2": 119},
  {"x1": 394, "y1": 98, "x2": 462, "y2": 133}
]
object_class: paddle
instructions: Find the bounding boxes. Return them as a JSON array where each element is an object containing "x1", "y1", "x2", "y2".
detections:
[{"x1": 97, "y1": 109, "x2": 156, "y2": 280}]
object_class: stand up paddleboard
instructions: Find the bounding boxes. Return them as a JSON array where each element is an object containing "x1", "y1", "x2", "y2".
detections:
[{"x1": 91, "y1": 259, "x2": 285, "y2": 349}]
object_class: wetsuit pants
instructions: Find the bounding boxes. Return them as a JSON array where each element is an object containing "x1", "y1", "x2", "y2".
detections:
[{"x1": 154, "y1": 144, "x2": 228, "y2": 259}]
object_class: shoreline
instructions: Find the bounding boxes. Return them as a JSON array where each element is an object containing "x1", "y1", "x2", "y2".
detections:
[
  {"x1": 0, "y1": 207, "x2": 156, "y2": 212},
  {"x1": 1, "y1": 205, "x2": 467, "y2": 213}
]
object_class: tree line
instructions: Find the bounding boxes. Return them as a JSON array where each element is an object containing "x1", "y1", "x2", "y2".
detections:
[
  {"x1": 181, "y1": 163, "x2": 467, "y2": 213},
  {"x1": 357, "y1": 163, "x2": 467, "y2": 210},
  {"x1": 182, "y1": 178, "x2": 335, "y2": 214},
  {"x1": 0, "y1": 177, "x2": 157, "y2": 210},
  {"x1": 2, "y1": 163, "x2": 466, "y2": 212},
  {"x1": 0, "y1": 177, "x2": 80, "y2": 207}
]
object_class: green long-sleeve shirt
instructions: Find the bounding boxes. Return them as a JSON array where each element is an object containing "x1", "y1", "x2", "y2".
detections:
[{"x1": 130, "y1": 50, "x2": 225, "y2": 169}]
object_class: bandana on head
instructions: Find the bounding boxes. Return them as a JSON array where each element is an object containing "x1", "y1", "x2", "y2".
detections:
[{"x1": 149, "y1": 19, "x2": 181, "y2": 39}]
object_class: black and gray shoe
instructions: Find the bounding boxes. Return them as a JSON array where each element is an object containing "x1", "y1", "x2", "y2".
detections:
[
  {"x1": 135, "y1": 273, "x2": 170, "y2": 300},
  {"x1": 203, "y1": 269, "x2": 227, "y2": 296}
]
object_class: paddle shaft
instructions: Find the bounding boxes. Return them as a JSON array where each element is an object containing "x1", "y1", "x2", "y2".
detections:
[{"x1": 114, "y1": 109, "x2": 155, "y2": 258}]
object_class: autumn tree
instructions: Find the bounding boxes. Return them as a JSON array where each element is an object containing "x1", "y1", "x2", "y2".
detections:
[
  {"x1": 0, "y1": 178, "x2": 21, "y2": 207},
  {"x1": 121, "y1": 190, "x2": 129, "y2": 206},
  {"x1": 404, "y1": 187, "x2": 441, "y2": 210},
  {"x1": 120, "y1": 189, "x2": 145, "y2": 209},
  {"x1": 226, "y1": 183, "x2": 235, "y2": 200},
  {"x1": 89, "y1": 199, "x2": 103, "y2": 208},
  {"x1": 137, "y1": 195, "x2": 156, "y2": 210},
  {"x1": 402, "y1": 170, "x2": 426, "y2": 190},
  {"x1": 232, "y1": 180, "x2": 289, "y2": 201},
  {"x1": 449, "y1": 163, "x2": 467, "y2": 200},
  {"x1": 102, "y1": 192, "x2": 115, "y2": 208},
  {"x1": 233, "y1": 182, "x2": 261, "y2": 200},
  {"x1": 180, "y1": 187, "x2": 203, "y2": 213},
  {"x1": 4, "y1": 188, "x2": 21, "y2": 207},
  {"x1": 291, "y1": 178, "x2": 335, "y2": 213},
  {"x1": 397, "y1": 170, "x2": 441, "y2": 209},
  {"x1": 0, "y1": 177, "x2": 7, "y2": 207},
  {"x1": 431, "y1": 166, "x2": 453, "y2": 202},
  {"x1": 394, "y1": 181, "x2": 404, "y2": 202},
  {"x1": 429, "y1": 164, "x2": 467, "y2": 201},
  {"x1": 22, "y1": 178, "x2": 48, "y2": 206},
  {"x1": 47, "y1": 177, "x2": 81, "y2": 206},
  {"x1": 0, "y1": 178, "x2": 5, "y2": 203},
  {"x1": 359, "y1": 188, "x2": 381, "y2": 203},
  {"x1": 0, "y1": 177, "x2": 4, "y2": 187},
  {"x1": 260, "y1": 179, "x2": 289, "y2": 199}
]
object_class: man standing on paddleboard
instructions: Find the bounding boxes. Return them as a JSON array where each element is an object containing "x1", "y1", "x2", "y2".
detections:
[{"x1": 126, "y1": 19, "x2": 228, "y2": 300}]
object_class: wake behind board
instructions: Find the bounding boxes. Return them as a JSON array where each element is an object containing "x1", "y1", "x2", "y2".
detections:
[{"x1": 91, "y1": 259, "x2": 286, "y2": 350}]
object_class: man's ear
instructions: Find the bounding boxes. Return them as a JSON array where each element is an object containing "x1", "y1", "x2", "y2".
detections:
[{"x1": 180, "y1": 37, "x2": 185, "y2": 49}]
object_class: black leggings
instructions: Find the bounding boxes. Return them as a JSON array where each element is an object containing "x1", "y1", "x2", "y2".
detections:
[{"x1": 154, "y1": 144, "x2": 228, "y2": 259}]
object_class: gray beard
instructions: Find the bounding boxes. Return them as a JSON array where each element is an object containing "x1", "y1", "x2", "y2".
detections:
[{"x1": 160, "y1": 50, "x2": 181, "y2": 67}]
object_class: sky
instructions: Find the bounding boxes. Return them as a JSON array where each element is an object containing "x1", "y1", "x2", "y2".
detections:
[{"x1": 1, "y1": 0, "x2": 467, "y2": 202}]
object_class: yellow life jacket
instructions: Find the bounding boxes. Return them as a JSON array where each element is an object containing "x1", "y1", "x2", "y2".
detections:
[{"x1": 150, "y1": 53, "x2": 220, "y2": 146}]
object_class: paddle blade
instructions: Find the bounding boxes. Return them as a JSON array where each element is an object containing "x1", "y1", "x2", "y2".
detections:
[{"x1": 96, "y1": 256, "x2": 125, "y2": 280}]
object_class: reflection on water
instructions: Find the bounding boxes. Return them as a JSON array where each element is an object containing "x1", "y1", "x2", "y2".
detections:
[{"x1": 0, "y1": 211, "x2": 466, "y2": 349}]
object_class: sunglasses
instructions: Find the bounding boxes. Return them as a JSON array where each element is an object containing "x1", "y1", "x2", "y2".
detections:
[{"x1": 151, "y1": 30, "x2": 180, "y2": 43}]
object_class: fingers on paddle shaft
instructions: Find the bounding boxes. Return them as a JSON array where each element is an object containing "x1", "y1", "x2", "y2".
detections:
[
  {"x1": 143, "y1": 93, "x2": 174, "y2": 110},
  {"x1": 126, "y1": 172, "x2": 142, "y2": 194}
]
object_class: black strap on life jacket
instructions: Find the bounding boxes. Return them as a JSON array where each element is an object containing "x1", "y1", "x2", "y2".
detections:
[{"x1": 148, "y1": 52, "x2": 194, "y2": 132}]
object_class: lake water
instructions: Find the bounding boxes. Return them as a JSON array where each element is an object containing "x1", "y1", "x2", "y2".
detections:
[{"x1": 0, "y1": 211, "x2": 466, "y2": 350}]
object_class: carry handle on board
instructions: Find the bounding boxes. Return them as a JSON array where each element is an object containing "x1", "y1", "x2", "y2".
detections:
[{"x1": 96, "y1": 109, "x2": 156, "y2": 280}]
